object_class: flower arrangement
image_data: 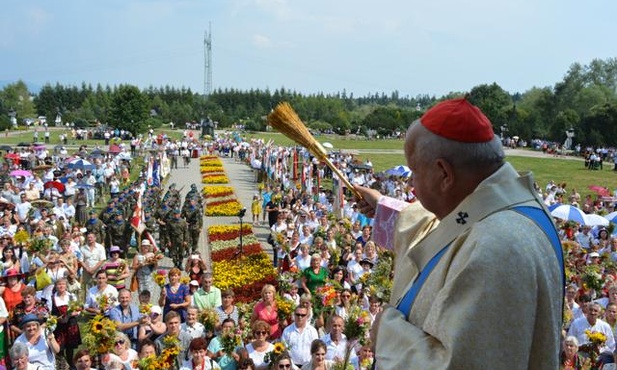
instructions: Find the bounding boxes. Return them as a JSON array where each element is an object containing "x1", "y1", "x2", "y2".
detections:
[
  {"x1": 67, "y1": 300, "x2": 83, "y2": 316},
  {"x1": 153, "y1": 269, "x2": 168, "y2": 287},
  {"x1": 581, "y1": 329, "x2": 608, "y2": 367},
  {"x1": 313, "y1": 285, "x2": 338, "y2": 316},
  {"x1": 343, "y1": 305, "x2": 371, "y2": 345},
  {"x1": 96, "y1": 293, "x2": 116, "y2": 313},
  {"x1": 140, "y1": 303, "x2": 152, "y2": 316},
  {"x1": 361, "y1": 251, "x2": 393, "y2": 303},
  {"x1": 263, "y1": 341, "x2": 287, "y2": 365},
  {"x1": 212, "y1": 252, "x2": 276, "y2": 291},
  {"x1": 159, "y1": 335, "x2": 181, "y2": 368},
  {"x1": 199, "y1": 308, "x2": 219, "y2": 333},
  {"x1": 13, "y1": 230, "x2": 29, "y2": 245},
  {"x1": 180, "y1": 275, "x2": 190, "y2": 285},
  {"x1": 220, "y1": 329, "x2": 243, "y2": 356},
  {"x1": 275, "y1": 293, "x2": 296, "y2": 321},
  {"x1": 205, "y1": 199, "x2": 243, "y2": 216},
  {"x1": 45, "y1": 314, "x2": 58, "y2": 334},
  {"x1": 28, "y1": 237, "x2": 53, "y2": 255},
  {"x1": 581, "y1": 264, "x2": 604, "y2": 297},
  {"x1": 276, "y1": 271, "x2": 300, "y2": 293},
  {"x1": 202, "y1": 174, "x2": 230, "y2": 184},
  {"x1": 82, "y1": 314, "x2": 118, "y2": 354},
  {"x1": 137, "y1": 355, "x2": 158, "y2": 370}
]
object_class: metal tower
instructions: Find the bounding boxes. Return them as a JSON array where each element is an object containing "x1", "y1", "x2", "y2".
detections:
[{"x1": 204, "y1": 23, "x2": 212, "y2": 97}]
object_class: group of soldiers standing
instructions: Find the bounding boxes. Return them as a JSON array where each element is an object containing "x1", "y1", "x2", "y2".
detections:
[{"x1": 85, "y1": 182, "x2": 204, "y2": 267}]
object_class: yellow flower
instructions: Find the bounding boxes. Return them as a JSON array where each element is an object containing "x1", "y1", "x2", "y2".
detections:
[{"x1": 273, "y1": 342, "x2": 286, "y2": 355}]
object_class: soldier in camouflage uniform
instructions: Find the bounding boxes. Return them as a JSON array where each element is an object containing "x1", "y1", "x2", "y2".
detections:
[
  {"x1": 163, "y1": 183, "x2": 181, "y2": 210},
  {"x1": 85, "y1": 210, "x2": 105, "y2": 244},
  {"x1": 166, "y1": 208, "x2": 189, "y2": 268},
  {"x1": 99, "y1": 200, "x2": 117, "y2": 248},
  {"x1": 156, "y1": 202, "x2": 172, "y2": 255},
  {"x1": 182, "y1": 198, "x2": 202, "y2": 254},
  {"x1": 107, "y1": 210, "x2": 129, "y2": 255}
]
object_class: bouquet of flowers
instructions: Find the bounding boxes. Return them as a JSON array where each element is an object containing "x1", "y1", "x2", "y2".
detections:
[
  {"x1": 362, "y1": 252, "x2": 393, "y2": 303},
  {"x1": 263, "y1": 341, "x2": 287, "y2": 365},
  {"x1": 313, "y1": 285, "x2": 338, "y2": 316},
  {"x1": 67, "y1": 300, "x2": 84, "y2": 316},
  {"x1": 153, "y1": 269, "x2": 168, "y2": 287},
  {"x1": 137, "y1": 355, "x2": 159, "y2": 370},
  {"x1": 28, "y1": 237, "x2": 53, "y2": 255},
  {"x1": 220, "y1": 329, "x2": 243, "y2": 356},
  {"x1": 139, "y1": 303, "x2": 153, "y2": 316},
  {"x1": 180, "y1": 275, "x2": 190, "y2": 285},
  {"x1": 343, "y1": 305, "x2": 371, "y2": 345},
  {"x1": 332, "y1": 305, "x2": 372, "y2": 370},
  {"x1": 199, "y1": 308, "x2": 219, "y2": 333},
  {"x1": 159, "y1": 335, "x2": 181, "y2": 368},
  {"x1": 82, "y1": 314, "x2": 118, "y2": 354},
  {"x1": 582, "y1": 264, "x2": 604, "y2": 298},
  {"x1": 277, "y1": 271, "x2": 300, "y2": 293},
  {"x1": 45, "y1": 314, "x2": 58, "y2": 334},
  {"x1": 275, "y1": 293, "x2": 296, "y2": 321},
  {"x1": 96, "y1": 293, "x2": 116, "y2": 313},
  {"x1": 580, "y1": 329, "x2": 608, "y2": 367},
  {"x1": 13, "y1": 230, "x2": 29, "y2": 245}
]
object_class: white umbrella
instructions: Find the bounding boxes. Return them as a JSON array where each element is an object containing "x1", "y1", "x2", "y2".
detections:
[
  {"x1": 550, "y1": 205, "x2": 587, "y2": 224},
  {"x1": 604, "y1": 211, "x2": 617, "y2": 224},
  {"x1": 584, "y1": 213, "x2": 609, "y2": 227},
  {"x1": 322, "y1": 142, "x2": 334, "y2": 149}
]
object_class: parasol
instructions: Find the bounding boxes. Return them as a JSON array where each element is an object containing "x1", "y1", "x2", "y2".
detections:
[
  {"x1": 43, "y1": 181, "x2": 65, "y2": 193},
  {"x1": 67, "y1": 159, "x2": 95, "y2": 170},
  {"x1": 9, "y1": 169, "x2": 33, "y2": 177},
  {"x1": 583, "y1": 213, "x2": 609, "y2": 227},
  {"x1": 385, "y1": 165, "x2": 412, "y2": 177},
  {"x1": 322, "y1": 142, "x2": 334, "y2": 149},
  {"x1": 550, "y1": 205, "x2": 586, "y2": 225},
  {"x1": 0, "y1": 145, "x2": 13, "y2": 151},
  {"x1": 31, "y1": 199, "x2": 54, "y2": 207},
  {"x1": 109, "y1": 144, "x2": 121, "y2": 154},
  {"x1": 588, "y1": 185, "x2": 610, "y2": 197}
]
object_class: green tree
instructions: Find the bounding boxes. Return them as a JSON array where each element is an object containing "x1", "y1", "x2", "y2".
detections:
[
  {"x1": 1, "y1": 80, "x2": 36, "y2": 123},
  {"x1": 467, "y1": 83, "x2": 513, "y2": 132},
  {"x1": 109, "y1": 85, "x2": 149, "y2": 134}
]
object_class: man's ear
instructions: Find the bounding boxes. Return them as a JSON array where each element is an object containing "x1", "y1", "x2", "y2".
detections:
[{"x1": 435, "y1": 158, "x2": 455, "y2": 192}]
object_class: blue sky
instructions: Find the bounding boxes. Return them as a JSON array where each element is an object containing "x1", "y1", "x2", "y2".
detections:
[{"x1": 2, "y1": 0, "x2": 616, "y2": 98}]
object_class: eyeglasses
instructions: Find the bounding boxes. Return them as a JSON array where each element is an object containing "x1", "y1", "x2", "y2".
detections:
[
  {"x1": 294, "y1": 313, "x2": 307, "y2": 318},
  {"x1": 115, "y1": 339, "x2": 125, "y2": 346},
  {"x1": 254, "y1": 331, "x2": 268, "y2": 336},
  {"x1": 341, "y1": 294, "x2": 351, "y2": 298},
  {"x1": 278, "y1": 365, "x2": 291, "y2": 369}
]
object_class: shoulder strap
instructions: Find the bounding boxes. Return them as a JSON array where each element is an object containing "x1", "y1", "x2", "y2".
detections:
[{"x1": 397, "y1": 206, "x2": 564, "y2": 317}]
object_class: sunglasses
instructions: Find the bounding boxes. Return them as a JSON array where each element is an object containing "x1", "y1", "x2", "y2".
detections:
[
  {"x1": 294, "y1": 313, "x2": 307, "y2": 318},
  {"x1": 115, "y1": 339, "x2": 125, "y2": 346},
  {"x1": 254, "y1": 331, "x2": 268, "y2": 336},
  {"x1": 278, "y1": 365, "x2": 291, "y2": 369}
]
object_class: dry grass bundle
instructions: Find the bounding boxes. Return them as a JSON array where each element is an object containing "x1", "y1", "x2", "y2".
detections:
[{"x1": 268, "y1": 102, "x2": 362, "y2": 199}]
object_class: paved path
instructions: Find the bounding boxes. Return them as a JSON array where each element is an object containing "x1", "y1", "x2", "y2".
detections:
[{"x1": 140, "y1": 154, "x2": 271, "y2": 301}]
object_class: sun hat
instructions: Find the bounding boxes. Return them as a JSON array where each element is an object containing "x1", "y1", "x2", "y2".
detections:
[
  {"x1": 20, "y1": 313, "x2": 41, "y2": 328},
  {"x1": 109, "y1": 245, "x2": 121, "y2": 254}
]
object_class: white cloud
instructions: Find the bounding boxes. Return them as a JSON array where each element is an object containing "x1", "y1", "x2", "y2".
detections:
[{"x1": 252, "y1": 34, "x2": 273, "y2": 48}]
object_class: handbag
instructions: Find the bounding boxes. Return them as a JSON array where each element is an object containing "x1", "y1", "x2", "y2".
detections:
[
  {"x1": 130, "y1": 272, "x2": 139, "y2": 292},
  {"x1": 35, "y1": 268, "x2": 53, "y2": 290}
]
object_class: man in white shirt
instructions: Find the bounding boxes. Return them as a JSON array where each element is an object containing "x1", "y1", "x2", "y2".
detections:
[
  {"x1": 80, "y1": 232, "x2": 107, "y2": 288},
  {"x1": 575, "y1": 226, "x2": 593, "y2": 250},
  {"x1": 282, "y1": 306, "x2": 318, "y2": 367},
  {"x1": 320, "y1": 315, "x2": 357, "y2": 362},
  {"x1": 180, "y1": 306, "x2": 205, "y2": 340},
  {"x1": 84, "y1": 270, "x2": 119, "y2": 316},
  {"x1": 568, "y1": 302, "x2": 615, "y2": 359}
]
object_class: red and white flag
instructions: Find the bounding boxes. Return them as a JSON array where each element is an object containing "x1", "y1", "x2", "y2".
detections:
[{"x1": 130, "y1": 191, "x2": 146, "y2": 234}]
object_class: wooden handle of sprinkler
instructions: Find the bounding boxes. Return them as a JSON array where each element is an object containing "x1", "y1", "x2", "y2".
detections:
[{"x1": 320, "y1": 155, "x2": 363, "y2": 200}]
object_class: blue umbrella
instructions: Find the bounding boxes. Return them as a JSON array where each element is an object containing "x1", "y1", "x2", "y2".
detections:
[
  {"x1": 68, "y1": 159, "x2": 95, "y2": 170},
  {"x1": 75, "y1": 184, "x2": 94, "y2": 190},
  {"x1": 547, "y1": 203, "x2": 562, "y2": 212},
  {"x1": 604, "y1": 211, "x2": 617, "y2": 224},
  {"x1": 550, "y1": 205, "x2": 587, "y2": 225},
  {"x1": 385, "y1": 165, "x2": 412, "y2": 177}
]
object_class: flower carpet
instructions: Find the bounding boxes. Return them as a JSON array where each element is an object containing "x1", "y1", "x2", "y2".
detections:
[{"x1": 208, "y1": 224, "x2": 277, "y2": 303}]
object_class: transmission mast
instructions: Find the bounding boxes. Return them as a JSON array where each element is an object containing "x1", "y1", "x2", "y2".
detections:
[{"x1": 204, "y1": 23, "x2": 212, "y2": 97}]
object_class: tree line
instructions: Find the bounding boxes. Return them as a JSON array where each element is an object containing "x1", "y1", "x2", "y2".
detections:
[{"x1": 1, "y1": 57, "x2": 617, "y2": 146}]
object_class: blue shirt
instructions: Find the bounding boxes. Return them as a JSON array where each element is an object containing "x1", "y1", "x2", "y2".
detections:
[{"x1": 109, "y1": 303, "x2": 141, "y2": 340}]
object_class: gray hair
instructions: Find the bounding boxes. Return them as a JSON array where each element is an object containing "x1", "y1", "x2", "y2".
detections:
[
  {"x1": 407, "y1": 120, "x2": 505, "y2": 170},
  {"x1": 564, "y1": 335, "x2": 579, "y2": 347},
  {"x1": 9, "y1": 342, "x2": 29, "y2": 360}
]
